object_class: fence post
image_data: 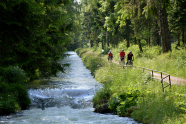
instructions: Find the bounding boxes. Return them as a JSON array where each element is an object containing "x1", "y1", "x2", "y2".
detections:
[
  {"x1": 169, "y1": 75, "x2": 171, "y2": 88},
  {"x1": 161, "y1": 79, "x2": 164, "y2": 92},
  {"x1": 152, "y1": 71, "x2": 153, "y2": 77},
  {"x1": 161, "y1": 72, "x2": 162, "y2": 79}
]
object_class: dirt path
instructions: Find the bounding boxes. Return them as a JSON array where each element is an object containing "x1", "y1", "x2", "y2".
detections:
[
  {"x1": 109, "y1": 58, "x2": 186, "y2": 85},
  {"x1": 151, "y1": 72, "x2": 186, "y2": 85}
]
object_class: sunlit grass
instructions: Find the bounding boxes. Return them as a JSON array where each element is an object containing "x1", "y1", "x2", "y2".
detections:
[
  {"x1": 76, "y1": 47, "x2": 186, "y2": 124},
  {"x1": 103, "y1": 42, "x2": 186, "y2": 79}
]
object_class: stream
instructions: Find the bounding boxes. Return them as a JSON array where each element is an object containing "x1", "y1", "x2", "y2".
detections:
[{"x1": 0, "y1": 51, "x2": 140, "y2": 124}]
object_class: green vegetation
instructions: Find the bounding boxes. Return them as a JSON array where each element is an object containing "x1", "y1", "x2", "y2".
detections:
[
  {"x1": 80, "y1": 0, "x2": 186, "y2": 53},
  {"x1": 0, "y1": 66, "x2": 30, "y2": 115},
  {"x1": 76, "y1": 46, "x2": 186, "y2": 124},
  {"x1": 0, "y1": 0, "x2": 81, "y2": 115},
  {"x1": 1, "y1": 0, "x2": 186, "y2": 119}
]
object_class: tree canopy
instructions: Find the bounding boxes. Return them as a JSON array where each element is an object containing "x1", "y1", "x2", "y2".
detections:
[
  {"x1": 0, "y1": 0, "x2": 82, "y2": 79},
  {"x1": 78, "y1": 0, "x2": 186, "y2": 52}
]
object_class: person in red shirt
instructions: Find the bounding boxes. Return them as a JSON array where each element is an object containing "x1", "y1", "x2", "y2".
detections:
[
  {"x1": 120, "y1": 49, "x2": 125, "y2": 64},
  {"x1": 108, "y1": 50, "x2": 113, "y2": 61}
]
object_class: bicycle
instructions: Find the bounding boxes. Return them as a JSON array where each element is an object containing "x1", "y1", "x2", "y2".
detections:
[
  {"x1": 126, "y1": 60, "x2": 133, "y2": 66},
  {"x1": 108, "y1": 56, "x2": 113, "y2": 62},
  {"x1": 119, "y1": 57, "x2": 125, "y2": 65}
]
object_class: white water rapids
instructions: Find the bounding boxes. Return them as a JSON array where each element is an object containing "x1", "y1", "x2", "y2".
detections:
[{"x1": 0, "y1": 51, "x2": 140, "y2": 124}]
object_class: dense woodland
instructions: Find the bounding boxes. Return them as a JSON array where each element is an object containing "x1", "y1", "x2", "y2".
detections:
[
  {"x1": 80, "y1": 0, "x2": 186, "y2": 52},
  {"x1": 0, "y1": 0, "x2": 185, "y2": 117}
]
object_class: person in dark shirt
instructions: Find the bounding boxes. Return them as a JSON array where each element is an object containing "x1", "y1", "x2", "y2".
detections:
[{"x1": 126, "y1": 51, "x2": 134, "y2": 65}]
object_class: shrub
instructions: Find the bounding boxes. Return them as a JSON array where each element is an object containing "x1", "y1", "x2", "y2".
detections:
[
  {"x1": 0, "y1": 66, "x2": 29, "y2": 84},
  {"x1": 11, "y1": 84, "x2": 31, "y2": 109},
  {"x1": 0, "y1": 66, "x2": 30, "y2": 115},
  {"x1": 108, "y1": 90, "x2": 141, "y2": 116}
]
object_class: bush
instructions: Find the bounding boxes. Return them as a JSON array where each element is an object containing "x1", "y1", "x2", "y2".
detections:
[
  {"x1": 0, "y1": 66, "x2": 29, "y2": 84},
  {"x1": 0, "y1": 66, "x2": 30, "y2": 115},
  {"x1": 11, "y1": 84, "x2": 31, "y2": 109},
  {"x1": 108, "y1": 90, "x2": 141, "y2": 116}
]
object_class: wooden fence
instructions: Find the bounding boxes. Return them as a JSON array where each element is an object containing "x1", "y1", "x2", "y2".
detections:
[{"x1": 123, "y1": 65, "x2": 171, "y2": 92}]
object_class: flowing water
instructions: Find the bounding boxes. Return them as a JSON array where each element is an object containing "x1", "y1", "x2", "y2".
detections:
[{"x1": 0, "y1": 51, "x2": 140, "y2": 124}]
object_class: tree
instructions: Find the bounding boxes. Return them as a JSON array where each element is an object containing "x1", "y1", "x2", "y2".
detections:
[
  {"x1": 0, "y1": 0, "x2": 73, "y2": 79},
  {"x1": 158, "y1": 0, "x2": 171, "y2": 52},
  {"x1": 169, "y1": 0, "x2": 186, "y2": 46},
  {"x1": 143, "y1": 0, "x2": 171, "y2": 52}
]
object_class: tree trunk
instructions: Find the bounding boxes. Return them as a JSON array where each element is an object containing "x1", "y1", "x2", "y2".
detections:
[
  {"x1": 182, "y1": 28, "x2": 185, "y2": 45},
  {"x1": 126, "y1": 19, "x2": 130, "y2": 48},
  {"x1": 90, "y1": 40, "x2": 93, "y2": 47},
  {"x1": 137, "y1": 39, "x2": 143, "y2": 52},
  {"x1": 158, "y1": 0, "x2": 171, "y2": 53},
  {"x1": 106, "y1": 31, "x2": 109, "y2": 47},
  {"x1": 177, "y1": 30, "x2": 181, "y2": 47},
  {"x1": 148, "y1": 23, "x2": 151, "y2": 46},
  {"x1": 155, "y1": 20, "x2": 160, "y2": 46},
  {"x1": 102, "y1": 41, "x2": 104, "y2": 49}
]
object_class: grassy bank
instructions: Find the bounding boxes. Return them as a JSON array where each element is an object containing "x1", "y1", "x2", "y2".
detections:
[{"x1": 76, "y1": 47, "x2": 186, "y2": 124}]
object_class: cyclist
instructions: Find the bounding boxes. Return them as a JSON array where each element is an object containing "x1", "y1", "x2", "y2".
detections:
[
  {"x1": 126, "y1": 51, "x2": 134, "y2": 65},
  {"x1": 120, "y1": 49, "x2": 125, "y2": 64},
  {"x1": 102, "y1": 49, "x2": 104, "y2": 57},
  {"x1": 108, "y1": 50, "x2": 113, "y2": 61}
]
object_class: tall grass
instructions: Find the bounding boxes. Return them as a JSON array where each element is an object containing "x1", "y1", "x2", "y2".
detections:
[{"x1": 76, "y1": 48, "x2": 186, "y2": 124}]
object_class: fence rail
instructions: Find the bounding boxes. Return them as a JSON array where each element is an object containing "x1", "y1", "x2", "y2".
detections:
[{"x1": 123, "y1": 65, "x2": 171, "y2": 92}]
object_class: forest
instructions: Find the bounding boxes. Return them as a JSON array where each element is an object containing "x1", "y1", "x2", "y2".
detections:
[{"x1": 0, "y1": 0, "x2": 186, "y2": 123}]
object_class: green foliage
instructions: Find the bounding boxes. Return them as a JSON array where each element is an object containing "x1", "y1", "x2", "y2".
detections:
[
  {"x1": 75, "y1": 48, "x2": 90, "y2": 57},
  {"x1": 79, "y1": 47, "x2": 186, "y2": 123},
  {"x1": 108, "y1": 89, "x2": 141, "y2": 116},
  {"x1": 0, "y1": 66, "x2": 28, "y2": 84},
  {"x1": 0, "y1": 82, "x2": 30, "y2": 115},
  {"x1": 0, "y1": 66, "x2": 30, "y2": 115},
  {"x1": 0, "y1": 0, "x2": 75, "y2": 79},
  {"x1": 11, "y1": 83, "x2": 31, "y2": 110},
  {"x1": 80, "y1": 52, "x2": 107, "y2": 75},
  {"x1": 93, "y1": 85, "x2": 112, "y2": 108}
]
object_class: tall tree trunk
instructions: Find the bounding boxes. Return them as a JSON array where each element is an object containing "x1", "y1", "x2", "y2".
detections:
[
  {"x1": 137, "y1": 39, "x2": 143, "y2": 52},
  {"x1": 158, "y1": 0, "x2": 171, "y2": 53},
  {"x1": 177, "y1": 30, "x2": 181, "y2": 47},
  {"x1": 90, "y1": 40, "x2": 93, "y2": 47},
  {"x1": 182, "y1": 28, "x2": 185, "y2": 45},
  {"x1": 148, "y1": 23, "x2": 151, "y2": 46},
  {"x1": 155, "y1": 20, "x2": 160, "y2": 46},
  {"x1": 106, "y1": 31, "x2": 109, "y2": 47},
  {"x1": 126, "y1": 19, "x2": 130, "y2": 48},
  {"x1": 102, "y1": 41, "x2": 104, "y2": 49}
]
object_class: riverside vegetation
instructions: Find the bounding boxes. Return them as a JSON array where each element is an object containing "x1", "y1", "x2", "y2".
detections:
[
  {"x1": 0, "y1": 66, "x2": 31, "y2": 115},
  {"x1": 75, "y1": 43, "x2": 186, "y2": 124},
  {"x1": 0, "y1": 0, "x2": 80, "y2": 116}
]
